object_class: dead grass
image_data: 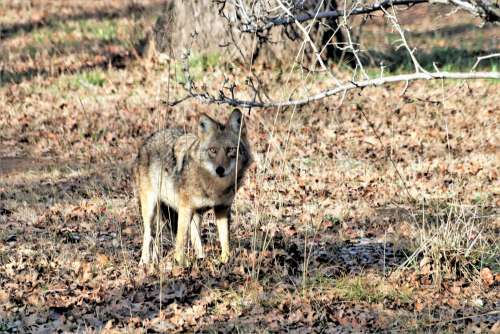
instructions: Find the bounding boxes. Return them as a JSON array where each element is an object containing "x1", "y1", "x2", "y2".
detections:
[
  {"x1": 402, "y1": 200, "x2": 498, "y2": 284},
  {"x1": 0, "y1": 1, "x2": 499, "y2": 333}
]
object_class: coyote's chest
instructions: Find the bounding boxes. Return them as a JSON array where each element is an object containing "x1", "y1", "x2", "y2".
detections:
[
  {"x1": 189, "y1": 183, "x2": 235, "y2": 209},
  {"x1": 154, "y1": 168, "x2": 234, "y2": 210}
]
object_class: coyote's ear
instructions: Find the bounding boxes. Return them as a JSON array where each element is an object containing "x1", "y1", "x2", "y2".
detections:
[
  {"x1": 198, "y1": 114, "x2": 218, "y2": 137},
  {"x1": 227, "y1": 109, "x2": 245, "y2": 134}
]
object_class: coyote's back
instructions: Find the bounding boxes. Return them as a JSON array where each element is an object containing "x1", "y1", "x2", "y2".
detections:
[
  {"x1": 134, "y1": 109, "x2": 251, "y2": 265},
  {"x1": 134, "y1": 128, "x2": 186, "y2": 181}
]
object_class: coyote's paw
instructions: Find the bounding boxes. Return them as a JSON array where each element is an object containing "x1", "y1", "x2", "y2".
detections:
[
  {"x1": 220, "y1": 252, "x2": 230, "y2": 264},
  {"x1": 140, "y1": 252, "x2": 151, "y2": 266},
  {"x1": 174, "y1": 253, "x2": 190, "y2": 267},
  {"x1": 140, "y1": 250, "x2": 159, "y2": 267}
]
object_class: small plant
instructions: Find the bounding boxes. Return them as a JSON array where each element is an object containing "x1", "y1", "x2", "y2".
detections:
[
  {"x1": 78, "y1": 20, "x2": 118, "y2": 42},
  {"x1": 76, "y1": 70, "x2": 106, "y2": 87},
  {"x1": 323, "y1": 214, "x2": 341, "y2": 225},
  {"x1": 335, "y1": 276, "x2": 382, "y2": 302},
  {"x1": 189, "y1": 52, "x2": 220, "y2": 72},
  {"x1": 329, "y1": 275, "x2": 413, "y2": 304}
]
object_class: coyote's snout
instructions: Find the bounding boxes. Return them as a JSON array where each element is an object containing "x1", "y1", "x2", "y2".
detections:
[{"x1": 133, "y1": 109, "x2": 252, "y2": 266}]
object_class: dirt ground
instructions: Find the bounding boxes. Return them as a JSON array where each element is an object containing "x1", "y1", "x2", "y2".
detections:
[{"x1": 1, "y1": 1, "x2": 499, "y2": 333}]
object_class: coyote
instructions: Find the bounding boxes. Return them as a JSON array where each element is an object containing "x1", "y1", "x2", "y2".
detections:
[{"x1": 134, "y1": 109, "x2": 251, "y2": 266}]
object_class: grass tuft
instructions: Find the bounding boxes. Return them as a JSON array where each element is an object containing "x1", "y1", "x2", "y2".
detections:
[{"x1": 405, "y1": 200, "x2": 496, "y2": 285}]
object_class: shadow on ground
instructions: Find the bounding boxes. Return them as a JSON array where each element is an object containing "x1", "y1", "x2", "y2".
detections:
[
  {"x1": 1, "y1": 166, "x2": 413, "y2": 331},
  {"x1": 0, "y1": 54, "x2": 132, "y2": 87},
  {"x1": 2, "y1": 275, "x2": 206, "y2": 333},
  {"x1": 0, "y1": 158, "x2": 131, "y2": 206},
  {"x1": 0, "y1": 1, "x2": 167, "y2": 40},
  {"x1": 406, "y1": 23, "x2": 479, "y2": 38},
  {"x1": 1, "y1": 233, "x2": 412, "y2": 332},
  {"x1": 0, "y1": 1, "x2": 170, "y2": 86},
  {"x1": 0, "y1": 158, "x2": 449, "y2": 332},
  {"x1": 0, "y1": 35, "x2": 134, "y2": 86}
]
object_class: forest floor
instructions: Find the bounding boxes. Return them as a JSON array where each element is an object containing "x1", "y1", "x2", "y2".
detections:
[{"x1": 1, "y1": 1, "x2": 499, "y2": 333}]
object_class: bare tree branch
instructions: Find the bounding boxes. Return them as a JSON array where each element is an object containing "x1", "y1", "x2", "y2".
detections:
[
  {"x1": 276, "y1": 0, "x2": 342, "y2": 85},
  {"x1": 167, "y1": 1, "x2": 499, "y2": 110},
  {"x1": 230, "y1": 0, "x2": 498, "y2": 35},
  {"x1": 471, "y1": 52, "x2": 500, "y2": 70},
  {"x1": 431, "y1": 0, "x2": 500, "y2": 22},
  {"x1": 176, "y1": 70, "x2": 499, "y2": 108},
  {"x1": 240, "y1": 0, "x2": 430, "y2": 33}
]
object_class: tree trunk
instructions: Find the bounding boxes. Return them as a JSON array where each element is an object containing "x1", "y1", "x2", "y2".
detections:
[{"x1": 137, "y1": 1, "x2": 175, "y2": 62}]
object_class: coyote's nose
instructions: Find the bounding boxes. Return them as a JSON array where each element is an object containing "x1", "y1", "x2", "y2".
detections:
[{"x1": 215, "y1": 166, "x2": 225, "y2": 177}]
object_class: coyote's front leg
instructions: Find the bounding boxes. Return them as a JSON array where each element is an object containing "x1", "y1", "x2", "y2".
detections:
[
  {"x1": 215, "y1": 206, "x2": 230, "y2": 263},
  {"x1": 174, "y1": 202, "x2": 192, "y2": 266},
  {"x1": 139, "y1": 190, "x2": 158, "y2": 265},
  {"x1": 190, "y1": 213, "x2": 205, "y2": 259}
]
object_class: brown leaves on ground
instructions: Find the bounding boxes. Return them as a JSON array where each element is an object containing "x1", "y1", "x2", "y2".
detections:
[{"x1": 1, "y1": 1, "x2": 499, "y2": 332}]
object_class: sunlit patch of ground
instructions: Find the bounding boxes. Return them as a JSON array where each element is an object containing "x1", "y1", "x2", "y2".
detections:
[{"x1": 1, "y1": 1, "x2": 499, "y2": 332}]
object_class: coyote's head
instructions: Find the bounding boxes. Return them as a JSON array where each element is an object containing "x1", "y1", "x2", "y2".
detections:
[{"x1": 196, "y1": 109, "x2": 251, "y2": 179}]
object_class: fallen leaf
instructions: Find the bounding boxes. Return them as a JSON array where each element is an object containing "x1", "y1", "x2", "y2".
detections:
[
  {"x1": 96, "y1": 254, "x2": 110, "y2": 267},
  {"x1": 81, "y1": 262, "x2": 93, "y2": 282},
  {"x1": 415, "y1": 300, "x2": 424, "y2": 312},
  {"x1": 480, "y1": 268, "x2": 494, "y2": 286},
  {"x1": 0, "y1": 290, "x2": 9, "y2": 303},
  {"x1": 447, "y1": 298, "x2": 460, "y2": 308},
  {"x1": 419, "y1": 257, "x2": 431, "y2": 276}
]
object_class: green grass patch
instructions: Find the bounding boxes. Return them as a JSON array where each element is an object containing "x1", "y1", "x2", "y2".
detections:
[
  {"x1": 334, "y1": 276, "x2": 413, "y2": 304},
  {"x1": 26, "y1": 18, "x2": 122, "y2": 48},
  {"x1": 79, "y1": 70, "x2": 106, "y2": 87},
  {"x1": 189, "y1": 52, "x2": 221, "y2": 71},
  {"x1": 174, "y1": 52, "x2": 221, "y2": 84},
  {"x1": 78, "y1": 19, "x2": 118, "y2": 42},
  {"x1": 334, "y1": 276, "x2": 385, "y2": 303},
  {"x1": 323, "y1": 214, "x2": 341, "y2": 225},
  {"x1": 308, "y1": 274, "x2": 413, "y2": 304},
  {"x1": 56, "y1": 69, "x2": 107, "y2": 90}
]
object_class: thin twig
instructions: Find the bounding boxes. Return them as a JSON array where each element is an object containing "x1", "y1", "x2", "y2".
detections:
[
  {"x1": 164, "y1": 95, "x2": 193, "y2": 106},
  {"x1": 471, "y1": 52, "x2": 500, "y2": 71},
  {"x1": 276, "y1": 0, "x2": 341, "y2": 86}
]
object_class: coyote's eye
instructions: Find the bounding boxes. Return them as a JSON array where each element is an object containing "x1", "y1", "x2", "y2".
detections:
[
  {"x1": 227, "y1": 147, "x2": 237, "y2": 158},
  {"x1": 208, "y1": 148, "x2": 217, "y2": 156}
]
